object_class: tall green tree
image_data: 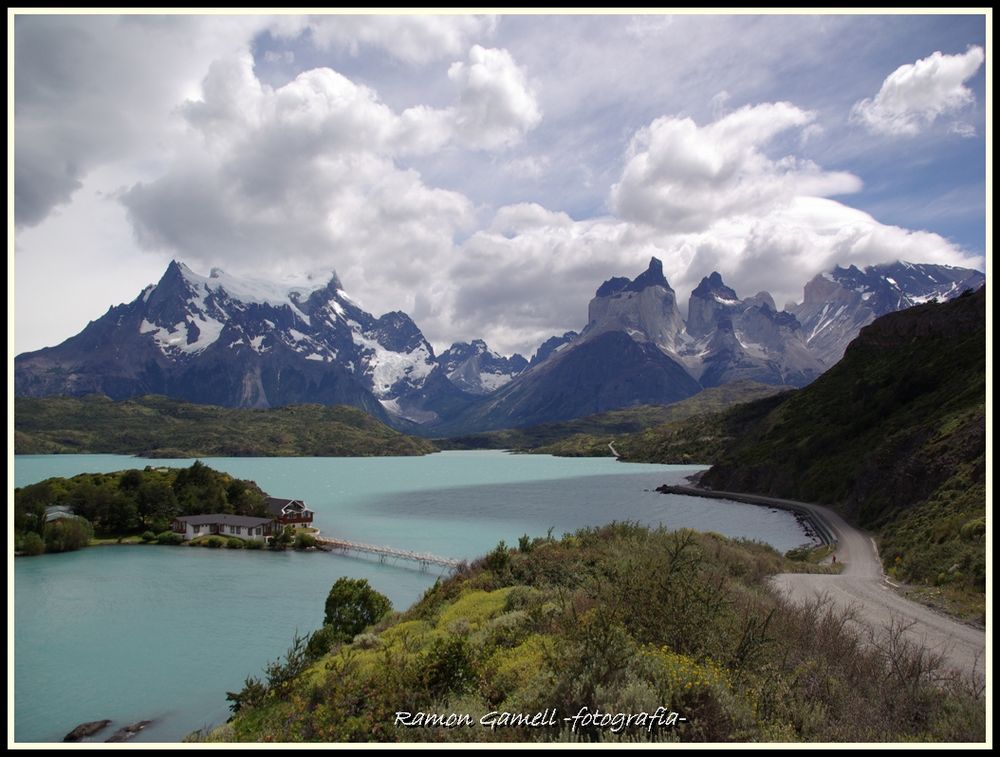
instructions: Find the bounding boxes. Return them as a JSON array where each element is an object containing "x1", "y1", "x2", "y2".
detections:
[{"x1": 323, "y1": 577, "x2": 392, "y2": 640}]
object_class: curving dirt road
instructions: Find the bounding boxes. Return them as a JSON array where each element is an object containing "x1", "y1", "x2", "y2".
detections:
[{"x1": 667, "y1": 486, "x2": 986, "y2": 682}]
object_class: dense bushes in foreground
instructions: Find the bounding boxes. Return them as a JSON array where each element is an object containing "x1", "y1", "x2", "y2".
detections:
[{"x1": 207, "y1": 524, "x2": 983, "y2": 743}]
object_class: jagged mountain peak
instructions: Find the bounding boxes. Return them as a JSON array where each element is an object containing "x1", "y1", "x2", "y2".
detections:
[
  {"x1": 627, "y1": 256, "x2": 670, "y2": 292},
  {"x1": 691, "y1": 271, "x2": 739, "y2": 301},
  {"x1": 586, "y1": 257, "x2": 685, "y2": 354},
  {"x1": 595, "y1": 256, "x2": 672, "y2": 298}
]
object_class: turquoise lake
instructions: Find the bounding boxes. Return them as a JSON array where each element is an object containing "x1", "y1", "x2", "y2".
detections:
[{"x1": 13, "y1": 452, "x2": 816, "y2": 743}]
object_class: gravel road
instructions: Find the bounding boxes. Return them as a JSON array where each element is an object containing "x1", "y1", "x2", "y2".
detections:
[{"x1": 665, "y1": 485, "x2": 985, "y2": 682}]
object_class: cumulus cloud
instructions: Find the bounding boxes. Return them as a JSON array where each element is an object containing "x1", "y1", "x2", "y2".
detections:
[
  {"x1": 448, "y1": 45, "x2": 542, "y2": 150},
  {"x1": 118, "y1": 43, "x2": 541, "y2": 305},
  {"x1": 850, "y1": 46, "x2": 984, "y2": 136},
  {"x1": 611, "y1": 103, "x2": 862, "y2": 233},
  {"x1": 121, "y1": 54, "x2": 475, "y2": 316}
]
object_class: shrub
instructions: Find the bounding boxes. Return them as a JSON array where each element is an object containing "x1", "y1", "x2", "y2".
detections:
[
  {"x1": 305, "y1": 624, "x2": 343, "y2": 661},
  {"x1": 226, "y1": 537, "x2": 245, "y2": 549},
  {"x1": 268, "y1": 525, "x2": 294, "y2": 551},
  {"x1": 205, "y1": 536, "x2": 226, "y2": 549},
  {"x1": 294, "y1": 532, "x2": 317, "y2": 550},
  {"x1": 156, "y1": 530, "x2": 183, "y2": 545},
  {"x1": 324, "y1": 577, "x2": 392, "y2": 639},
  {"x1": 245, "y1": 539, "x2": 264, "y2": 550},
  {"x1": 141, "y1": 530, "x2": 157, "y2": 543},
  {"x1": 44, "y1": 517, "x2": 94, "y2": 553},
  {"x1": 20, "y1": 532, "x2": 45, "y2": 556}
]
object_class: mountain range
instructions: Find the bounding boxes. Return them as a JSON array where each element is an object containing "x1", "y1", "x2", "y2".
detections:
[{"x1": 14, "y1": 257, "x2": 984, "y2": 433}]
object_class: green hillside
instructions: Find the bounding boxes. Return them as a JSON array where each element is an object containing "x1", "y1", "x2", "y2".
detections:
[
  {"x1": 14, "y1": 395, "x2": 436, "y2": 457},
  {"x1": 626, "y1": 288, "x2": 987, "y2": 601},
  {"x1": 202, "y1": 525, "x2": 981, "y2": 743}
]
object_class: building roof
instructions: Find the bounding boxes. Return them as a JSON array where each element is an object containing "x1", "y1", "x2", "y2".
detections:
[
  {"x1": 44, "y1": 505, "x2": 83, "y2": 522},
  {"x1": 175, "y1": 514, "x2": 273, "y2": 528},
  {"x1": 266, "y1": 497, "x2": 311, "y2": 515}
]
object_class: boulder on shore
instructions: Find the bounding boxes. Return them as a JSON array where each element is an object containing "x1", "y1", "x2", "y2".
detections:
[{"x1": 63, "y1": 720, "x2": 111, "y2": 742}]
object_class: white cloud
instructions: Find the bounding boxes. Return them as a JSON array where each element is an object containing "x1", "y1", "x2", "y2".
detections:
[
  {"x1": 448, "y1": 45, "x2": 542, "y2": 150},
  {"x1": 114, "y1": 51, "x2": 484, "y2": 341},
  {"x1": 13, "y1": 15, "x2": 986, "y2": 360},
  {"x1": 850, "y1": 46, "x2": 984, "y2": 136},
  {"x1": 13, "y1": 15, "x2": 272, "y2": 228},
  {"x1": 437, "y1": 189, "x2": 981, "y2": 357},
  {"x1": 949, "y1": 121, "x2": 977, "y2": 139},
  {"x1": 501, "y1": 155, "x2": 551, "y2": 180},
  {"x1": 270, "y1": 14, "x2": 496, "y2": 65},
  {"x1": 611, "y1": 103, "x2": 862, "y2": 233},
  {"x1": 117, "y1": 45, "x2": 543, "y2": 341},
  {"x1": 709, "y1": 90, "x2": 730, "y2": 118},
  {"x1": 263, "y1": 50, "x2": 294, "y2": 64}
]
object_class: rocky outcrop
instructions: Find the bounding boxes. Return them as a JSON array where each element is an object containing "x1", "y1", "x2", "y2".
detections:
[
  {"x1": 63, "y1": 720, "x2": 112, "y2": 742},
  {"x1": 105, "y1": 720, "x2": 153, "y2": 742}
]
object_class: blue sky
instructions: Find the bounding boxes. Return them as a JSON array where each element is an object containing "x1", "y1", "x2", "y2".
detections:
[{"x1": 13, "y1": 12, "x2": 988, "y2": 356}]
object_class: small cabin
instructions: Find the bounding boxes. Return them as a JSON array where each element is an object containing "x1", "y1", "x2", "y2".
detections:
[
  {"x1": 172, "y1": 514, "x2": 276, "y2": 542},
  {"x1": 266, "y1": 497, "x2": 314, "y2": 527}
]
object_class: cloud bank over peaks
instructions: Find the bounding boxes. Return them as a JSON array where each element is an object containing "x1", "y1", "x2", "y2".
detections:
[
  {"x1": 611, "y1": 102, "x2": 863, "y2": 233},
  {"x1": 851, "y1": 46, "x2": 985, "y2": 137},
  {"x1": 120, "y1": 43, "x2": 540, "y2": 307}
]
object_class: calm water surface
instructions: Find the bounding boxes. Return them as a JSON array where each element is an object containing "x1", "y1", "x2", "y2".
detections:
[{"x1": 13, "y1": 452, "x2": 814, "y2": 743}]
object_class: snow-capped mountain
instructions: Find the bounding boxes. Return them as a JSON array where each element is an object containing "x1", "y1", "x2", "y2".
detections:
[
  {"x1": 788, "y1": 261, "x2": 985, "y2": 367},
  {"x1": 436, "y1": 257, "x2": 984, "y2": 432},
  {"x1": 437, "y1": 340, "x2": 529, "y2": 395},
  {"x1": 14, "y1": 257, "x2": 984, "y2": 434},
  {"x1": 15, "y1": 261, "x2": 441, "y2": 417}
]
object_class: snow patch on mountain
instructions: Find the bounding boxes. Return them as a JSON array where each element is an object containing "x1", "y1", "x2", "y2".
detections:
[{"x1": 353, "y1": 331, "x2": 435, "y2": 398}]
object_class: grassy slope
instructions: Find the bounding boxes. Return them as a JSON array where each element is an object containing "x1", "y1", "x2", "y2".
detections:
[
  {"x1": 437, "y1": 381, "x2": 785, "y2": 456},
  {"x1": 209, "y1": 525, "x2": 982, "y2": 743},
  {"x1": 624, "y1": 289, "x2": 987, "y2": 602},
  {"x1": 14, "y1": 395, "x2": 436, "y2": 457}
]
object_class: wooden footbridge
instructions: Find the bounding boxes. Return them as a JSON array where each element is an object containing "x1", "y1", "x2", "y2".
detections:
[{"x1": 316, "y1": 536, "x2": 461, "y2": 571}]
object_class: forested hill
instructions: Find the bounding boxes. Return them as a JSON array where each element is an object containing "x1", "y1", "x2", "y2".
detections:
[
  {"x1": 14, "y1": 395, "x2": 436, "y2": 457},
  {"x1": 697, "y1": 287, "x2": 986, "y2": 593}
]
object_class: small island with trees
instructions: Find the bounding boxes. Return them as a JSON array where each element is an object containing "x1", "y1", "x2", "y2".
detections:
[{"x1": 13, "y1": 461, "x2": 317, "y2": 555}]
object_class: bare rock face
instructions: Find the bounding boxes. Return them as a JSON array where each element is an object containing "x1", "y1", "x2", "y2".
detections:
[
  {"x1": 680, "y1": 272, "x2": 822, "y2": 388},
  {"x1": 63, "y1": 720, "x2": 111, "y2": 742},
  {"x1": 585, "y1": 257, "x2": 686, "y2": 354}
]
